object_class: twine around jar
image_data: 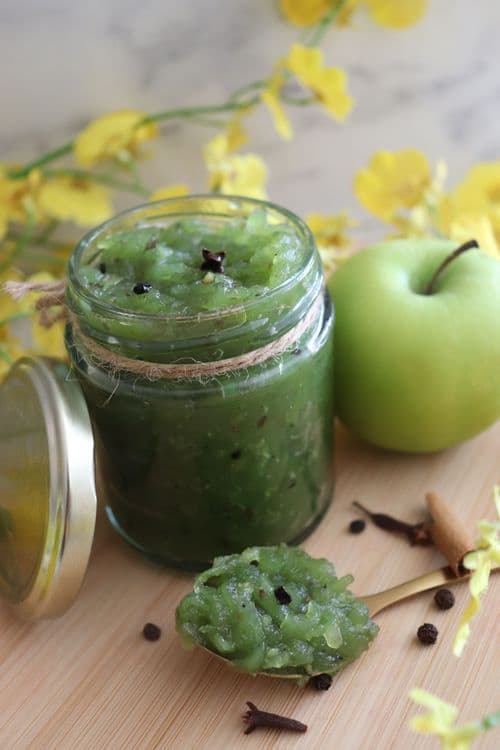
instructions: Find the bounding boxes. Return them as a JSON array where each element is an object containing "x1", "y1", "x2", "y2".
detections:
[{"x1": 4, "y1": 278, "x2": 324, "y2": 381}]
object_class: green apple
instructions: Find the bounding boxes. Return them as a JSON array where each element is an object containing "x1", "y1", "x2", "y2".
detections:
[{"x1": 328, "y1": 238, "x2": 500, "y2": 452}]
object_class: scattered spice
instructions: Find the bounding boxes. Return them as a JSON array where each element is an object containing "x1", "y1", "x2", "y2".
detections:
[
  {"x1": 434, "y1": 588, "x2": 455, "y2": 610},
  {"x1": 274, "y1": 586, "x2": 292, "y2": 604},
  {"x1": 200, "y1": 247, "x2": 226, "y2": 273},
  {"x1": 353, "y1": 501, "x2": 432, "y2": 546},
  {"x1": 349, "y1": 519, "x2": 365, "y2": 534},
  {"x1": 243, "y1": 701, "x2": 307, "y2": 735},
  {"x1": 142, "y1": 622, "x2": 162, "y2": 641},
  {"x1": 425, "y1": 492, "x2": 474, "y2": 575},
  {"x1": 133, "y1": 282, "x2": 152, "y2": 295},
  {"x1": 98, "y1": 261, "x2": 106, "y2": 274},
  {"x1": 309, "y1": 673, "x2": 333, "y2": 691},
  {"x1": 417, "y1": 623, "x2": 438, "y2": 645}
]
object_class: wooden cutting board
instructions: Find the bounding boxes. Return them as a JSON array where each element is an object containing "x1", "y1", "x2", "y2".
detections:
[{"x1": 1, "y1": 421, "x2": 499, "y2": 750}]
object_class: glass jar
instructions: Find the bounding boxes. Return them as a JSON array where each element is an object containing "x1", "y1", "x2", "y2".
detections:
[{"x1": 65, "y1": 196, "x2": 334, "y2": 570}]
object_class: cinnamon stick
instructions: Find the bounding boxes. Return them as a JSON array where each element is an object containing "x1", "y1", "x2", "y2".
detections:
[{"x1": 425, "y1": 492, "x2": 474, "y2": 575}]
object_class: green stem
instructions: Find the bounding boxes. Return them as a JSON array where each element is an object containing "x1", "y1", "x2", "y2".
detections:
[
  {"x1": 142, "y1": 98, "x2": 260, "y2": 126},
  {"x1": 280, "y1": 93, "x2": 316, "y2": 106},
  {"x1": 8, "y1": 142, "x2": 73, "y2": 180},
  {"x1": 42, "y1": 168, "x2": 149, "y2": 196},
  {"x1": 480, "y1": 710, "x2": 500, "y2": 731},
  {"x1": 228, "y1": 80, "x2": 267, "y2": 103},
  {"x1": 303, "y1": 0, "x2": 349, "y2": 47},
  {"x1": 0, "y1": 214, "x2": 37, "y2": 273},
  {"x1": 0, "y1": 311, "x2": 34, "y2": 326},
  {"x1": 0, "y1": 344, "x2": 13, "y2": 366},
  {"x1": 37, "y1": 219, "x2": 60, "y2": 244}
]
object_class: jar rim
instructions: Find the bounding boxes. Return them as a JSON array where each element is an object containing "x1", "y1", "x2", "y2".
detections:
[{"x1": 67, "y1": 194, "x2": 318, "y2": 325}]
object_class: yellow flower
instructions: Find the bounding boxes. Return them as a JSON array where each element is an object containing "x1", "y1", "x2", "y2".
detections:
[
  {"x1": 37, "y1": 176, "x2": 113, "y2": 227},
  {"x1": 207, "y1": 153, "x2": 268, "y2": 200},
  {"x1": 203, "y1": 116, "x2": 249, "y2": 166},
  {"x1": 203, "y1": 117, "x2": 266, "y2": 200},
  {"x1": 0, "y1": 269, "x2": 29, "y2": 379},
  {"x1": 150, "y1": 184, "x2": 189, "y2": 201},
  {"x1": 447, "y1": 214, "x2": 499, "y2": 259},
  {"x1": 261, "y1": 67, "x2": 293, "y2": 140},
  {"x1": 307, "y1": 212, "x2": 356, "y2": 277},
  {"x1": 285, "y1": 44, "x2": 353, "y2": 121},
  {"x1": 31, "y1": 317, "x2": 66, "y2": 359},
  {"x1": 439, "y1": 162, "x2": 500, "y2": 246},
  {"x1": 355, "y1": 149, "x2": 431, "y2": 221},
  {"x1": 0, "y1": 167, "x2": 41, "y2": 237},
  {"x1": 453, "y1": 486, "x2": 500, "y2": 657},
  {"x1": 74, "y1": 110, "x2": 158, "y2": 167},
  {"x1": 362, "y1": 0, "x2": 428, "y2": 29},
  {"x1": 279, "y1": 0, "x2": 331, "y2": 27},
  {"x1": 409, "y1": 689, "x2": 500, "y2": 749}
]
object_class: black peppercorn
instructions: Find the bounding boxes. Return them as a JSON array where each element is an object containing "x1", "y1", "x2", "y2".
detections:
[
  {"x1": 434, "y1": 588, "x2": 455, "y2": 610},
  {"x1": 142, "y1": 622, "x2": 162, "y2": 641},
  {"x1": 310, "y1": 673, "x2": 333, "y2": 691},
  {"x1": 274, "y1": 586, "x2": 292, "y2": 605},
  {"x1": 417, "y1": 623, "x2": 438, "y2": 645},
  {"x1": 133, "y1": 282, "x2": 152, "y2": 295},
  {"x1": 349, "y1": 519, "x2": 366, "y2": 534}
]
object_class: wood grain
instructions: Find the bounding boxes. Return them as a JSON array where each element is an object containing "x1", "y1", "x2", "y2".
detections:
[{"x1": 1, "y1": 421, "x2": 499, "y2": 750}]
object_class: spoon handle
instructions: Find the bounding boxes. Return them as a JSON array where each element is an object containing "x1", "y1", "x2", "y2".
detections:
[{"x1": 361, "y1": 563, "x2": 499, "y2": 617}]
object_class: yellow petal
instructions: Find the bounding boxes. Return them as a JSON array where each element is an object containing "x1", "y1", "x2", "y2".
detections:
[
  {"x1": 38, "y1": 177, "x2": 113, "y2": 227},
  {"x1": 355, "y1": 149, "x2": 431, "y2": 220},
  {"x1": 150, "y1": 184, "x2": 190, "y2": 201},
  {"x1": 207, "y1": 153, "x2": 268, "y2": 200},
  {"x1": 449, "y1": 214, "x2": 500, "y2": 258},
  {"x1": 452, "y1": 486, "x2": 500, "y2": 656},
  {"x1": 31, "y1": 318, "x2": 66, "y2": 360},
  {"x1": 287, "y1": 44, "x2": 323, "y2": 89},
  {"x1": 279, "y1": 0, "x2": 331, "y2": 26},
  {"x1": 363, "y1": 0, "x2": 428, "y2": 28},
  {"x1": 203, "y1": 116, "x2": 249, "y2": 166},
  {"x1": 286, "y1": 44, "x2": 353, "y2": 122},
  {"x1": 261, "y1": 89, "x2": 293, "y2": 140},
  {"x1": 74, "y1": 110, "x2": 158, "y2": 167}
]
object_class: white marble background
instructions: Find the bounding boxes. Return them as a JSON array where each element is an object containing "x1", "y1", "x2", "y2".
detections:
[{"x1": 1, "y1": 0, "x2": 499, "y2": 235}]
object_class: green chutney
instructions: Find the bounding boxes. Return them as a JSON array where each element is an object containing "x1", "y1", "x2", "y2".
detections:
[
  {"x1": 176, "y1": 545, "x2": 379, "y2": 677},
  {"x1": 66, "y1": 197, "x2": 335, "y2": 569}
]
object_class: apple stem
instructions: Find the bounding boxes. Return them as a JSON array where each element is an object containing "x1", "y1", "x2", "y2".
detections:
[{"x1": 424, "y1": 239, "x2": 479, "y2": 295}]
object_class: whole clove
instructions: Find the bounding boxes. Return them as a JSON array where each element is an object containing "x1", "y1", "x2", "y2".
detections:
[
  {"x1": 352, "y1": 501, "x2": 432, "y2": 546},
  {"x1": 200, "y1": 247, "x2": 226, "y2": 273},
  {"x1": 243, "y1": 701, "x2": 307, "y2": 735},
  {"x1": 274, "y1": 586, "x2": 292, "y2": 605}
]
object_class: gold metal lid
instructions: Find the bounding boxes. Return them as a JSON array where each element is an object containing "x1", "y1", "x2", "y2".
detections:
[{"x1": 0, "y1": 357, "x2": 96, "y2": 619}]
